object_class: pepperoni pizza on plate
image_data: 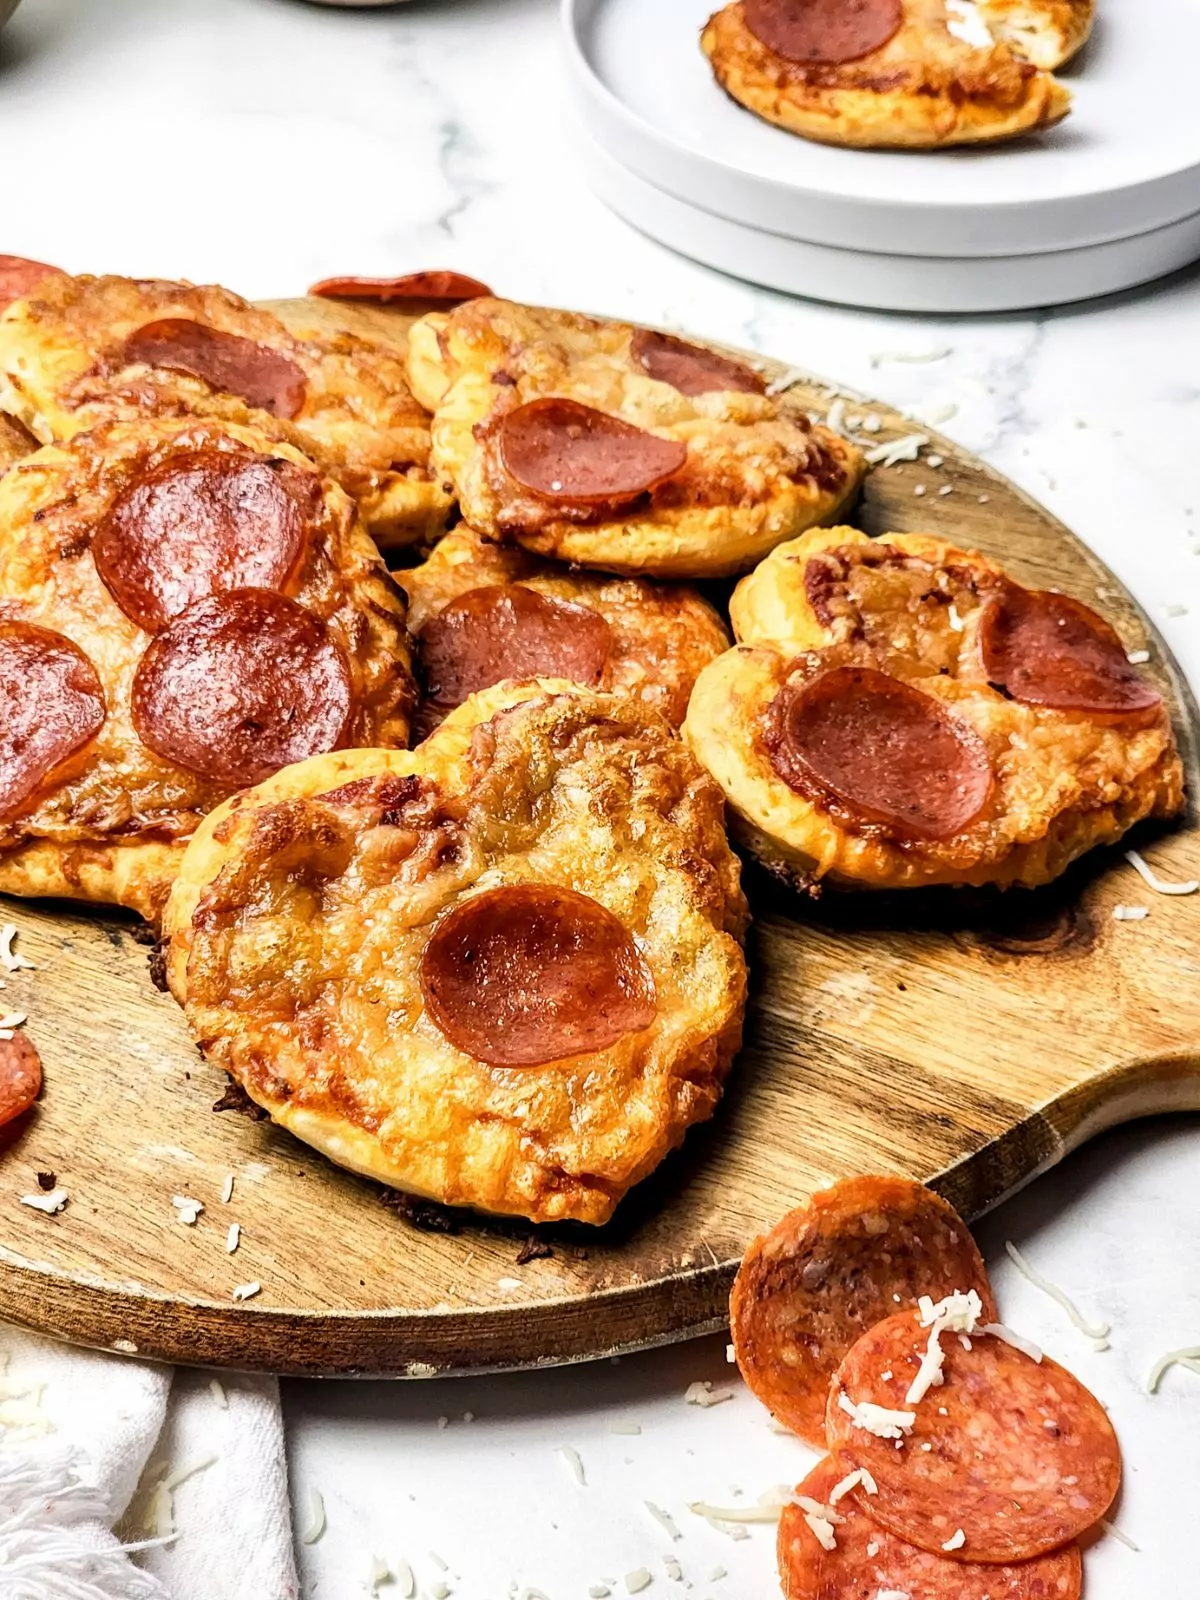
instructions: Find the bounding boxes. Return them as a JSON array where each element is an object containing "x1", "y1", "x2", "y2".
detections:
[
  {"x1": 701, "y1": 0, "x2": 1081, "y2": 150},
  {"x1": 406, "y1": 297, "x2": 863, "y2": 579},
  {"x1": 684, "y1": 527, "x2": 1182, "y2": 892},
  {"x1": 0, "y1": 416, "x2": 414, "y2": 921}
]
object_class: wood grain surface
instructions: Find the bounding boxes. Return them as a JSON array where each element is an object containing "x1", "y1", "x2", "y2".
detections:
[{"x1": 1, "y1": 320, "x2": 1197, "y2": 1377}]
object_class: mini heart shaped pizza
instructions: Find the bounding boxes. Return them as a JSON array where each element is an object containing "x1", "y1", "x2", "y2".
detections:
[
  {"x1": 701, "y1": 0, "x2": 1082, "y2": 149},
  {"x1": 683, "y1": 527, "x2": 1182, "y2": 891},
  {"x1": 0, "y1": 415, "x2": 414, "y2": 920},
  {"x1": 406, "y1": 297, "x2": 863, "y2": 579},
  {"x1": 0, "y1": 272, "x2": 454, "y2": 548},
  {"x1": 401, "y1": 523, "x2": 730, "y2": 735},
  {"x1": 163, "y1": 681, "x2": 749, "y2": 1224}
]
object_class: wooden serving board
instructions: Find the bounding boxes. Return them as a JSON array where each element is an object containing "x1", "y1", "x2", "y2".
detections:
[{"x1": 1, "y1": 326, "x2": 1198, "y2": 1377}]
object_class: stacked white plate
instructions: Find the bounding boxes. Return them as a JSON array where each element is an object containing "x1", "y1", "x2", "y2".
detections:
[{"x1": 563, "y1": 0, "x2": 1200, "y2": 313}]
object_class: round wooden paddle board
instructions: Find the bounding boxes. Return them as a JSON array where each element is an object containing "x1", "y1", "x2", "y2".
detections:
[{"x1": 1, "y1": 309, "x2": 1197, "y2": 1376}]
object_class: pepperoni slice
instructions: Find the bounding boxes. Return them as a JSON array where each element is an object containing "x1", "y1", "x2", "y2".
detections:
[
  {"x1": 778, "y1": 1457, "x2": 1082, "y2": 1600},
  {"x1": 418, "y1": 584, "x2": 613, "y2": 710},
  {"x1": 765, "y1": 665, "x2": 993, "y2": 842},
  {"x1": 979, "y1": 587, "x2": 1162, "y2": 717},
  {"x1": 0, "y1": 623, "x2": 106, "y2": 821},
  {"x1": 630, "y1": 329, "x2": 765, "y2": 398},
  {"x1": 122, "y1": 319, "x2": 307, "y2": 419},
  {"x1": 0, "y1": 1035, "x2": 43, "y2": 1127},
  {"x1": 744, "y1": 0, "x2": 904, "y2": 64},
  {"x1": 0, "y1": 255, "x2": 63, "y2": 310},
  {"x1": 420, "y1": 884, "x2": 657, "y2": 1067},
  {"x1": 131, "y1": 590, "x2": 352, "y2": 787},
  {"x1": 308, "y1": 271, "x2": 493, "y2": 304},
  {"x1": 93, "y1": 449, "x2": 318, "y2": 633},
  {"x1": 499, "y1": 399, "x2": 687, "y2": 505},
  {"x1": 826, "y1": 1312, "x2": 1122, "y2": 1563},
  {"x1": 731, "y1": 1177, "x2": 996, "y2": 1449}
]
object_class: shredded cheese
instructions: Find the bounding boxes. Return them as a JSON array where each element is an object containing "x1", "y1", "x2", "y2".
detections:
[
  {"x1": 1125, "y1": 849, "x2": 1199, "y2": 896},
  {"x1": 684, "y1": 1381, "x2": 734, "y2": 1408},
  {"x1": 645, "y1": 1502, "x2": 682, "y2": 1541},
  {"x1": 836, "y1": 1391, "x2": 915, "y2": 1439},
  {"x1": 870, "y1": 350, "x2": 951, "y2": 367},
  {"x1": 1100, "y1": 1518, "x2": 1141, "y2": 1552},
  {"x1": 172, "y1": 1195, "x2": 203, "y2": 1225},
  {"x1": 864, "y1": 434, "x2": 929, "y2": 468},
  {"x1": 981, "y1": 1323, "x2": 1043, "y2": 1363},
  {"x1": 226, "y1": 1222, "x2": 241, "y2": 1254},
  {"x1": 20, "y1": 1187, "x2": 69, "y2": 1214},
  {"x1": 558, "y1": 1444, "x2": 586, "y2": 1486},
  {"x1": 231, "y1": 1280, "x2": 261, "y2": 1302},
  {"x1": 367, "y1": 1556, "x2": 391, "y2": 1595},
  {"x1": 1126, "y1": 649, "x2": 1151, "y2": 665},
  {"x1": 828, "y1": 1468, "x2": 877, "y2": 1503},
  {"x1": 1147, "y1": 1344, "x2": 1200, "y2": 1394},
  {"x1": 396, "y1": 1558, "x2": 417, "y2": 1599},
  {"x1": 942, "y1": 1529, "x2": 966, "y2": 1552},
  {"x1": 1113, "y1": 905, "x2": 1149, "y2": 921},
  {"x1": 624, "y1": 1569, "x2": 652, "y2": 1594},
  {"x1": 764, "y1": 367, "x2": 806, "y2": 398},
  {"x1": 299, "y1": 1487, "x2": 326, "y2": 1544},
  {"x1": 1003, "y1": 1241, "x2": 1111, "y2": 1341},
  {"x1": 803, "y1": 1510, "x2": 838, "y2": 1552},
  {"x1": 0, "y1": 925, "x2": 34, "y2": 971},
  {"x1": 0, "y1": 1011, "x2": 28, "y2": 1032},
  {"x1": 209, "y1": 1377, "x2": 227, "y2": 1409},
  {"x1": 663, "y1": 1557, "x2": 682, "y2": 1582},
  {"x1": 610, "y1": 1420, "x2": 642, "y2": 1435},
  {"x1": 220, "y1": 1172, "x2": 235, "y2": 1204}
]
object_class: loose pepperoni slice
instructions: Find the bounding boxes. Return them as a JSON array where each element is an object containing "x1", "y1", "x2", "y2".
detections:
[
  {"x1": 499, "y1": 398, "x2": 687, "y2": 505},
  {"x1": 309, "y1": 271, "x2": 493, "y2": 304},
  {"x1": 420, "y1": 884, "x2": 657, "y2": 1066},
  {"x1": 630, "y1": 329, "x2": 765, "y2": 398},
  {"x1": 979, "y1": 586, "x2": 1162, "y2": 717},
  {"x1": 826, "y1": 1311, "x2": 1122, "y2": 1563},
  {"x1": 744, "y1": 0, "x2": 904, "y2": 64},
  {"x1": 93, "y1": 449, "x2": 318, "y2": 633},
  {"x1": 765, "y1": 665, "x2": 993, "y2": 842},
  {"x1": 0, "y1": 1035, "x2": 43, "y2": 1127},
  {"x1": 731, "y1": 1176, "x2": 996, "y2": 1449},
  {"x1": 0, "y1": 623, "x2": 106, "y2": 821},
  {"x1": 0, "y1": 255, "x2": 63, "y2": 310},
  {"x1": 122, "y1": 319, "x2": 307, "y2": 419},
  {"x1": 131, "y1": 590, "x2": 352, "y2": 787},
  {"x1": 418, "y1": 584, "x2": 613, "y2": 710},
  {"x1": 778, "y1": 1457, "x2": 1082, "y2": 1600}
]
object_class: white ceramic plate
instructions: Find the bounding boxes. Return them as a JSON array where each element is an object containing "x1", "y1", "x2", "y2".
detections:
[
  {"x1": 565, "y1": 0, "x2": 1200, "y2": 259},
  {"x1": 580, "y1": 133, "x2": 1200, "y2": 313}
]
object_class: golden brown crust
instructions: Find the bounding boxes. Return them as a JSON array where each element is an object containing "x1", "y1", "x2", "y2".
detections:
[
  {"x1": 0, "y1": 416, "x2": 415, "y2": 920},
  {"x1": 407, "y1": 299, "x2": 863, "y2": 579},
  {"x1": 0, "y1": 275, "x2": 453, "y2": 549},
  {"x1": 401, "y1": 524, "x2": 730, "y2": 732},
  {"x1": 701, "y1": 1, "x2": 1072, "y2": 150},
  {"x1": 164, "y1": 682, "x2": 749, "y2": 1225},
  {"x1": 684, "y1": 528, "x2": 1184, "y2": 891}
]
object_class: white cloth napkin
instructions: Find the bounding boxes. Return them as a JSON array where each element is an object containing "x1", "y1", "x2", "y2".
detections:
[{"x1": 0, "y1": 1327, "x2": 298, "y2": 1600}]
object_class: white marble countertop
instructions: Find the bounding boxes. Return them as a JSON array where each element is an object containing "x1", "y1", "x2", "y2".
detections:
[{"x1": 3, "y1": 2, "x2": 1199, "y2": 1596}]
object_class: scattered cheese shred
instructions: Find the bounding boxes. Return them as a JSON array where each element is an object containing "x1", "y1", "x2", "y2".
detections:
[
  {"x1": 208, "y1": 1377, "x2": 227, "y2": 1410},
  {"x1": 588, "y1": 1588, "x2": 611, "y2": 1599},
  {"x1": 864, "y1": 434, "x2": 929, "y2": 468},
  {"x1": 172, "y1": 1195, "x2": 203, "y2": 1225},
  {"x1": 299, "y1": 1487, "x2": 326, "y2": 1545},
  {"x1": 1113, "y1": 905, "x2": 1149, "y2": 921},
  {"x1": 1100, "y1": 1518, "x2": 1140, "y2": 1552},
  {"x1": 684, "y1": 1381, "x2": 733, "y2": 1408},
  {"x1": 625, "y1": 1569, "x2": 652, "y2": 1594},
  {"x1": 367, "y1": 1556, "x2": 391, "y2": 1596},
  {"x1": 231, "y1": 1280, "x2": 261, "y2": 1302},
  {"x1": 764, "y1": 367, "x2": 806, "y2": 398},
  {"x1": 836, "y1": 1391, "x2": 915, "y2": 1439},
  {"x1": 828, "y1": 1468, "x2": 878, "y2": 1503},
  {"x1": 1126, "y1": 649, "x2": 1151, "y2": 665},
  {"x1": 20, "y1": 1188, "x2": 68, "y2": 1214},
  {"x1": 226, "y1": 1222, "x2": 241, "y2": 1254},
  {"x1": 981, "y1": 1322, "x2": 1043, "y2": 1363},
  {"x1": 1125, "y1": 849, "x2": 1199, "y2": 897},
  {"x1": 0, "y1": 925, "x2": 34, "y2": 972},
  {"x1": 663, "y1": 1556, "x2": 682, "y2": 1582},
  {"x1": 558, "y1": 1444, "x2": 586, "y2": 1486},
  {"x1": 1003, "y1": 1241, "x2": 1111, "y2": 1341},
  {"x1": 1147, "y1": 1344, "x2": 1200, "y2": 1394},
  {"x1": 610, "y1": 1420, "x2": 642, "y2": 1435},
  {"x1": 0, "y1": 1011, "x2": 28, "y2": 1031},
  {"x1": 803, "y1": 1511, "x2": 838, "y2": 1552},
  {"x1": 645, "y1": 1502, "x2": 682, "y2": 1542},
  {"x1": 942, "y1": 1529, "x2": 966, "y2": 1552},
  {"x1": 220, "y1": 1173, "x2": 235, "y2": 1204},
  {"x1": 432, "y1": 1583, "x2": 451, "y2": 1600},
  {"x1": 870, "y1": 349, "x2": 951, "y2": 367},
  {"x1": 945, "y1": 0, "x2": 993, "y2": 46},
  {"x1": 396, "y1": 1558, "x2": 417, "y2": 1599}
]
